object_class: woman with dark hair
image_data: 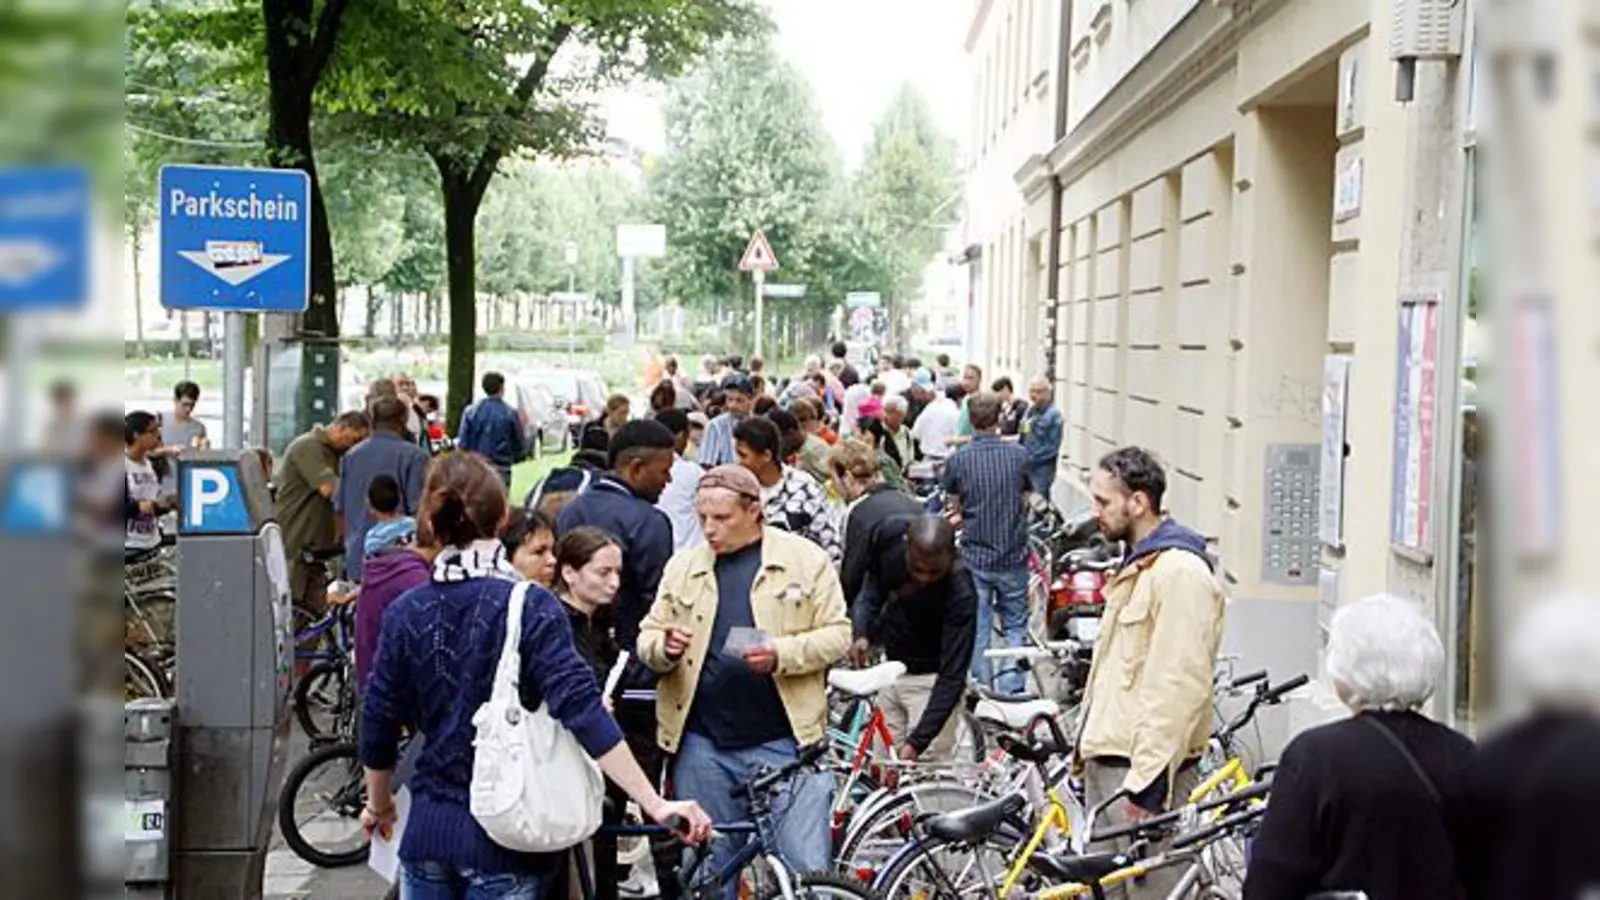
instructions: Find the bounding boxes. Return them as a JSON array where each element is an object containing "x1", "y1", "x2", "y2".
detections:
[
  {"x1": 359, "y1": 454, "x2": 710, "y2": 898},
  {"x1": 500, "y1": 509, "x2": 556, "y2": 586},
  {"x1": 549, "y1": 526, "x2": 624, "y2": 689},
  {"x1": 647, "y1": 381, "x2": 677, "y2": 419},
  {"x1": 856, "y1": 416, "x2": 909, "y2": 493}
]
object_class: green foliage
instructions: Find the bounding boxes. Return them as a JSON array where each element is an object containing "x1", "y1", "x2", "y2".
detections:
[
  {"x1": 847, "y1": 84, "x2": 961, "y2": 324},
  {"x1": 646, "y1": 34, "x2": 842, "y2": 331},
  {"x1": 647, "y1": 54, "x2": 959, "y2": 342},
  {"x1": 0, "y1": 1, "x2": 122, "y2": 180}
]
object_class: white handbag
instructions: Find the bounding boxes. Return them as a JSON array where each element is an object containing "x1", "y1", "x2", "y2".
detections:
[{"x1": 469, "y1": 581, "x2": 604, "y2": 852}]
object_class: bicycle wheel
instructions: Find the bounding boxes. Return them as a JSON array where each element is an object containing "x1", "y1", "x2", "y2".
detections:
[
  {"x1": 874, "y1": 832, "x2": 1019, "y2": 899},
  {"x1": 294, "y1": 661, "x2": 353, "y2": 742},
  {"x1": 836, "y1": 780, "x2": 988, "y2": 883},
  {"x1": 759, "y1": 869, "x2": 884, "y2": 899},
  {"x1": 125, "y1": 649, "x2": 167, "y2": 701},
  {"x1": 277, "y1": 741, "x2": 369, "y2": 868}
]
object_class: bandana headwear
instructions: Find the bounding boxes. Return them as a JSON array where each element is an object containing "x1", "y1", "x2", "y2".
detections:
[{"x1": 698, "y1": 464, "x2": 762, "y2": 502}]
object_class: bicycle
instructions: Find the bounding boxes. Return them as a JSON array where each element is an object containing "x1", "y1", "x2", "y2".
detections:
[
  {"x1": 574, "y1": 741, "x2": 883, "y2": 900},
  {"x1": 290, "y1": 544, "x2": 359, "y2": 743},
  {"x1": 124, "y1": 536, "x2": 178, "y2": 701}
]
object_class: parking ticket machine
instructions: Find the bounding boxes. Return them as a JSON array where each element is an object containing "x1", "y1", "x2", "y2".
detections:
[{"x1": 171, "y1": 451, "x2": 293, "y2": 897}]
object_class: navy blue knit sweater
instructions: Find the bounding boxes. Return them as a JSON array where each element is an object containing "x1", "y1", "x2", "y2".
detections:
[{"x1": 359, "y1": 576, "x2": 625, "y2": 876}]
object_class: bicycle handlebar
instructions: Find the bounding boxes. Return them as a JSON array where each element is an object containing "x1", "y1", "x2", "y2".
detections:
[
  {"x1": 1261, "y1": 673, "x2": 1309, "y2": 703},
  {"x1": 1229, "y1": 669, "x2": 1268, "y2": 689},
  {"x1": 731, "y1": 741, "x2": 827, "y2": 801},
  {"x1": 1169, "y1": 803, "x2": 1266, "y2": 851},
  {"x1": 1090, "y1": 779, "x2": 1272, "y2": 844}
]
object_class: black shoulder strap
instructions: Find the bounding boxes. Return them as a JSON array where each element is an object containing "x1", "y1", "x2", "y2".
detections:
[{"x1": 1359, "y1": 715, "x2": 1442, "y2": 807}]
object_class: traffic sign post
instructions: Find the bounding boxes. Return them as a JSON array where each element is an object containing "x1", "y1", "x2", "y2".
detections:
[
  {"x1": 159, "y1": 165, "x2": 311, "y2": 450},
  {"x1": 738, "y1": 231, "x2": 779, "y2": 359},
  {"x1": 0, "y1": 165, "x2": 91, "y2": 451}
]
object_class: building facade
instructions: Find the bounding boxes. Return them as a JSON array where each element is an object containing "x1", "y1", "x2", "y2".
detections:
[
  {"x1": 960, "y1": 0, "x2": 1064, "y2": 378},
  {"x1": 1004, "y1": 0, "x2": 1578, "y2": 735}
]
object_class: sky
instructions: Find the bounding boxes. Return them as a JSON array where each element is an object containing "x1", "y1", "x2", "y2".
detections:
[{"x1": 600, "y1": 0, "x2": 970, "y2": 169}]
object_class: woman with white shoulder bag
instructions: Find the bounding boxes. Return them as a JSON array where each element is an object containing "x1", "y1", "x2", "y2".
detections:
[{"x1": 360, "y1": 453, "x2": 712, "y2": 899}]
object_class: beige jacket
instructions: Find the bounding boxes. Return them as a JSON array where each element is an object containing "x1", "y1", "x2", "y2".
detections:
[
  {"x1": 636, "y1": 527, "x2": 851, "y2": 753},
  {"x1": 1074, "y1": 542, "x2": 1226, "y2": 804}
]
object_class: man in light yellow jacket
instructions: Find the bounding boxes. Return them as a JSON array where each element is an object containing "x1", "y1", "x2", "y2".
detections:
[
  {"x1": 1074, "y1": 446, "x2": 1227, "y2": 900},
  {"x1": 637, "y1": 464, "x2": 851, "y2": 884}
]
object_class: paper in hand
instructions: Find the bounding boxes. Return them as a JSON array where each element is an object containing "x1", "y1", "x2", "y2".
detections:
[{"x1": 723, "y1": 626, "x2": 771, "y2": 659}]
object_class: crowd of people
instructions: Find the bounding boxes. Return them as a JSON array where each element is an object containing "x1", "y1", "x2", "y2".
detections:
[{"x1": 119, "y1": 340, "x2": 1600, "y2": 900}]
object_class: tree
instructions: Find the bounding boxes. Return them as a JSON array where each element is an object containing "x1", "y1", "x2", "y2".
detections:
[
  {"x1": 320, "y1": 149, "x2": 408, "y2": 335},
  {"x1": 849, "y1": 84, "x2": 960, "y2": 338},
  {"x1": 646, "y1": 34, "x2": 845, "y2": 347},
  {"x1": 326, "y1": 0, "x2": 759, "y2": 431}
]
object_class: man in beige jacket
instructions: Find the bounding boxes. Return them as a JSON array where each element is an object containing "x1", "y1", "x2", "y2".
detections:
[
  {"x1": 637, "y1": 464, "x2": 851, "y2": 885},
  {"x1": 1074, "y1": 447, "x2": 1227, "y2": 899}
]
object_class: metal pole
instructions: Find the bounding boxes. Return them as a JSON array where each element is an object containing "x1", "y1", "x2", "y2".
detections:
[
  {"x1": 222, "y1": 311, "x2": 246, "y2": 448},
  {"x1": 621, "y1": 255, "x2": 637, "y2": 346},
  {"x1": 180, "y1": 313, "x2": 192, "y2": 378},
  {"x1": 4, "y1": 317, "x2": 32, "y2": 452},
  {"x1": 753, "y1": 268, "x2": 766, "y2": 359}
]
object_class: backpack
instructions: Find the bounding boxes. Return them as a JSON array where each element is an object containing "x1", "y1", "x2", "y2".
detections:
[{"x1": 522, "y1": 466, "x2": 595, "y2": 512}]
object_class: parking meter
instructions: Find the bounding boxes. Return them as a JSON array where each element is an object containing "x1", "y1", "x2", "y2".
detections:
[{"x1": 171, "y1": 451, "x2": 293, "y2": 896}]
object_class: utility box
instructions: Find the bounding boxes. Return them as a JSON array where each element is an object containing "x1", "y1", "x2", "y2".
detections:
[
  {"x1": 1390, "y1": 0, "x2": 1464, "y2": 59},
  {"x1": 172, "y1": 452, "x2": 294, "y2": 897},
  {"x1": 125, "y1": 699, "x2": 176, "y2": 892},
  {"x1": 266, "y1": 337, "x2": 342, "y2": 455}
]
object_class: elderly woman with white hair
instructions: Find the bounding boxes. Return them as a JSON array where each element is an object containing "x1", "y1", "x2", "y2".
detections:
[
  {"x1": 1467, "y1": 595, "x2": 1600, "y2": 900},
  {"x1": 1243, "y1": 594, "x2": 1474, "y2": 900}
]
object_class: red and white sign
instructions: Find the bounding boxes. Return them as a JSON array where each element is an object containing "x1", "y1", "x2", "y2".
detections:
[{"x1": 738, "y1": 230, "x2": 779, "y2": 272}]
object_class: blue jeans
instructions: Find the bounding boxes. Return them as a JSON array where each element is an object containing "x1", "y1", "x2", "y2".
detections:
[
  {"x1": 1027, "y1": 467, "x2": 1055, "y2": 505},
  {"x1": 671, "y1": 732, "x2": 832, "y2": 898},
  {"x1": 969, "y1": 565, "x2": 1031, "y2": 693},
  {"x1": 401, "y1": 859, "x2": 543, "y2": 899}
]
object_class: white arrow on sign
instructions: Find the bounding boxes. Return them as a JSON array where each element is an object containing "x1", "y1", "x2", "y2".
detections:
[
  {"x1": 178, "y1": 249, "x2": 293, "y2": 287},
  {"x1": 0, "y1": 240, "x2": 62, "y2": 287}
]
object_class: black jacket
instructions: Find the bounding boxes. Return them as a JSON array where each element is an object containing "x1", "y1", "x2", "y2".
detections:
[
  {"x1": 1243, "y1": 710, "x2": 1474, "y2": 900},
  {"x1": 561, "y1": 597, "x2": 618, "y2": 690},
  {"x1": 839, "y1": 485, "x2": 924, "y2": 607},
  {"x1": 1468, "y1": 711, "x2": 1600, "y2": 900},
  {"x1": 851, "y1": 537, "x2": 976, "y2": 755}
]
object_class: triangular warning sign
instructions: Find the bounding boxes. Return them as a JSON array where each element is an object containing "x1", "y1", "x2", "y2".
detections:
[{"x1": 738, "y1": 230, "x2": 779, "y2": 272}]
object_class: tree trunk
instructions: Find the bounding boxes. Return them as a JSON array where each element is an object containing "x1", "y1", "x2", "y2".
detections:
[
  {"x1": 130, "y1": 225, "x2": 147, "y2": 358},
  {"x1": 262, "y1": 0, "x2": 348, "y2": 338},
  {"x1": 439, "y1": 168, "x2": 480, "y2": 436},
  {"x1": 363, "y1": 284, "x2": 379, "y2": 338}
]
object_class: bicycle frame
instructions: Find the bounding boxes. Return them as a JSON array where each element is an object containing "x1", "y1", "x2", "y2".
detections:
[
  {"x1": 295, "y1": 606, "x2": 355, "y2": 664},
  {"x1": 828, "y1": 694, "x2": 899, "y2": 840}
]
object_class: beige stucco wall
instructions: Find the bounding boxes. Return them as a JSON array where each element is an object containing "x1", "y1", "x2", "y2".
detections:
[{"x1": 1046, "y1": 0, "x2": 1479, "y2": 727}]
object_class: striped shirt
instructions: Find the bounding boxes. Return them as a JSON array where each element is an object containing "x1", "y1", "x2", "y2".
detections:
[
  {"x1": 698, "y1": 412, "x2": 739, "y2": 467},
  {"x1": 940, "y1": 433, "x2": 1030, "y2": 571}
]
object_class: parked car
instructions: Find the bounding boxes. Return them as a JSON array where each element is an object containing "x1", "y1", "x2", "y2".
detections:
[
  {"x1": 520, "y1": 369, "x2": 609, "y2": 442},
  {"x1": 506, "y1": 379, "x2": 568, "y2": 456}
]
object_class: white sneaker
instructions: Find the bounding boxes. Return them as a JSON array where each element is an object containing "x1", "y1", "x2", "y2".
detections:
[{"x1": 618, "y1": 868, "x2": 659, "y2": 899}]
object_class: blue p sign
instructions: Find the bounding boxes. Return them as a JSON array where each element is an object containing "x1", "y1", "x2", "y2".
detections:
[{"x1": 179, "y1": 463, "x2": 252, "y2": 535}]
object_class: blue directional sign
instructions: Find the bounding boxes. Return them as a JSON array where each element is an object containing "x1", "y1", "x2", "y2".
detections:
[
  {"x1": 159, "y1": 164, "x2": 310, "y2": 312},
  {"x1": 0, "y1": 463, "x2": 70, "y2": 535},
  {"x1": 179, "y1": 462, "x2": 253, "y2": 535},
  {"x1": 0, "y1": 166, "x2": 90, "y2": 311}
]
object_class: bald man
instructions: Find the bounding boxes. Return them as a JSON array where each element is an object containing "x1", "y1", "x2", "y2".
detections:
[
  {"x1": 1021, "y1": 377, "x2": 1064, "y2": 501},
  {"x1": 849, "y1": 514, "x2": 977, "y2": 761}
]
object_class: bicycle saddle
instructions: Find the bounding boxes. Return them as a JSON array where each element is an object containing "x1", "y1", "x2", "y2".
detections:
[
  {"x1": 828, "y1": 661, "x2": 907, "y2": 698},
  {"x1": 973, "y1": 694, "x2": 1061, "y2": 731},
  {"x1": 1031, "y1": 849, "x2": 1134, "y2": 885},
  {"x1": 924, "y1": 793, "x2": 1027, "y2": 845}
]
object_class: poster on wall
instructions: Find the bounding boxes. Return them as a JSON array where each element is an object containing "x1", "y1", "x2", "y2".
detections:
[
  {"x1": 1319, "y1": 355, "x2": 1352, "y2": 547},
  {"x1": 1508, "y1": 295, "x2": 1562, "y2": 558},
  {"x1": 1389, "y1": 293, "x2": 1442, "y2": 558}
]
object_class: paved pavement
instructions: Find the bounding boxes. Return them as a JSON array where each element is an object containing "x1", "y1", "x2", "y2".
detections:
[{"x1": 263, "y1": 731, "x2": 390, "y2": 899}]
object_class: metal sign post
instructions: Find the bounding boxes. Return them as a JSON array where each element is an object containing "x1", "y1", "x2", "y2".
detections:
[
  {"x1": 752, "y1": 268, "x2": 766, "y2": 358},
  {"x1": 737, "y1": 230, "x2": 779, "y2": 360},
  {"x1": 159, "y1": 165, "x2": 311, "y2": 449}
]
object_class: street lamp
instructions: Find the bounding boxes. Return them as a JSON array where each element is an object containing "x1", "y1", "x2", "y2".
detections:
[{"x1": 564, "y1": 241, "x2": 578, "y2": 365}]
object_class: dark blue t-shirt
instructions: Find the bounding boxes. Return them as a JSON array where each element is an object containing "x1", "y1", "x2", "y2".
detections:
[{"x1": 686, "y1": 541, "x2": 791, "y2": 749}]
